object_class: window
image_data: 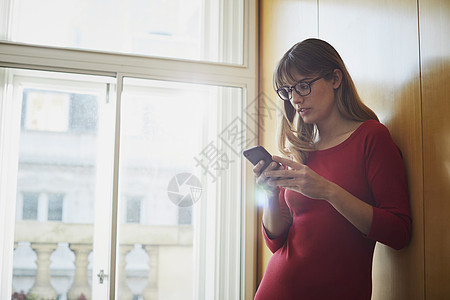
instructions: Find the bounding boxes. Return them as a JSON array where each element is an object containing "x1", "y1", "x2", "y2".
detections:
[
  {"x1": 47, "y1": 193, "x2": 63, "y2": 221},
  {"x1": 21, "y1": 89, "x2": 99, "y2": 133},
  {"x1": 69, "y1": 93, "x2": 98, "y2": 132},
  {"x1": 126, "y1": 196, "x2": 141, "y2": 224},
  {"x1": 0, "y1": 1, "x2": 257, "y2": 299},
  {"x1": 124, "y1": 196, "x2": 193, "y2": 225},
  {"x1": 5, "y1": 0, "x2": 244, "y2": 64},
  {"x1": 22, "y1": 89, "x2": 70, "y2": 132},
  {"x1": 20, "y1": 192, "x2": 64, "y2": 222},
  {"x1": 21, "y1": 192, "x2": 38, "y2": 220},
  {"x1": 178, "y1": 206, "x2": 193, "y2": 225}
]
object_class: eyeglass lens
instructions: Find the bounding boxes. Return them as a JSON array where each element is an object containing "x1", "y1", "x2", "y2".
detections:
[
  {"x1": 277, "y1": 84, "x2": 310, "y2": 101},
  {"x1": 277, "y1": 88, "x2": 290, "y2": 100}
]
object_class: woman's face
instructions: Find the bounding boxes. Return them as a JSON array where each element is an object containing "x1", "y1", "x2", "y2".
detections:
[{"x1": 288, "y1": 70, "x2": 341, "y2": 126}]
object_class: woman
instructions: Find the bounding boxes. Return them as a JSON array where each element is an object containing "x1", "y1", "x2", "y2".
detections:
[{"x1": 254, "y1": 39, "x2": 411, "y2": 300}]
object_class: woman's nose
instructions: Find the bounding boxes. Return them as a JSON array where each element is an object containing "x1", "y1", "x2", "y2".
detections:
[{"x1": 291, "y1": 90, "x2": 304, "y2": 105}]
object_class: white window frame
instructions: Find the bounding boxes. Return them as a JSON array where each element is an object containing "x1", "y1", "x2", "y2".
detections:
[{"x1": 0, "y1": 0, "x2": 258, "y2": 299}]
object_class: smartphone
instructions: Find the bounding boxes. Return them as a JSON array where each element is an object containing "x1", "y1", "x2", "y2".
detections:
[{"x1": 242, "y1": 146, "x2": 281, "y2": 172}]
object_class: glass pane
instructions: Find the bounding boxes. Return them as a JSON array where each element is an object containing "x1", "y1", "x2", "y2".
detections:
[
  {"x1": 117, "y1": 78, "x2": 246, "y2": 299},
  {"x1": 47, "y1": 193, "x2": 64, "y2": 221},
  {"x1": 22, "y1": 193, "x2": 39, "y2": 220},
  {"x1": 7, "y1": 0, "x2": 244, "y2": 64},
  {"x1": 11, "y1": 70, "x2": 113, "y2": 300}
]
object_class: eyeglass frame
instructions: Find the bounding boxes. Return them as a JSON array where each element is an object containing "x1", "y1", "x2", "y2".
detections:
[{"x1": 276, "y1": 73, "x2": 331, "y2": 101}]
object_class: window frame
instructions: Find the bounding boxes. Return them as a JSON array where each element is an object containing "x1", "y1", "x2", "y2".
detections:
[{"x1": 0, "y1": 0, "x2": 259, "y2": 299}]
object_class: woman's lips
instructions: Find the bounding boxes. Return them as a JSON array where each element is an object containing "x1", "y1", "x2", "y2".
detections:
[{"x1": 298, "y1": 107, "x2": 311, "y2": 116}]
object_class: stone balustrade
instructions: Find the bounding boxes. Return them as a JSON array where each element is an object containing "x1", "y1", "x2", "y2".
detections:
[{"x1": 12, "y1": 222, "x2": 193, "y2": 300}]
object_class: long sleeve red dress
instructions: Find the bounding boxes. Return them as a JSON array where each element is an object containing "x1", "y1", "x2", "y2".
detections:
[{"x1": 254, "y1": 120, "x2": 411, "y2": 300}]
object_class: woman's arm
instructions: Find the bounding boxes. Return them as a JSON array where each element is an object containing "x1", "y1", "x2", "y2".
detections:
[
  {"x1": 325, "y1": 182, "x2": 373, "y2": 235},
  {"x1": 262, "y1": 187, "x2": 292, "y2": 239},
  {"x1": 254, "y1": 161, "x2": 292, "y2": 240}
]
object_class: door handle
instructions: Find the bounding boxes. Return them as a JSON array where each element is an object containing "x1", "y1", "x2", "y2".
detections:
[{"x1": 97, "y1": 269, "x2": 108, "y2": 284}]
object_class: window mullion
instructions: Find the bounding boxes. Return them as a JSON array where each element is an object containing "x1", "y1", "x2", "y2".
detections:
[
  {"x1": 0, "y1": 68, "x2": 22, "y2": 298},
  {"x1": 0, "y1": 0, "x2": 12, "y2": 40},
  {"x1": 108, "y1": 73, "x2": 123, "y2": 299}
]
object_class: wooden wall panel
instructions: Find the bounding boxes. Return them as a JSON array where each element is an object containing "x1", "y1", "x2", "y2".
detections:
[
  {"x1": 258, "y1": 0, "x2": 318, "y2": 286},
  {"x1": 420, "y1": 0, "x2": 450, "y2": 298},
  {"x1": 319, "y1": 0, "x2": 424, "y2": 299},
  {"x1": 258, "y1": 0, "x2": 426, "y2": 298}
]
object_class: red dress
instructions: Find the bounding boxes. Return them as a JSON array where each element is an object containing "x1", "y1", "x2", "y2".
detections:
[{"x1": 254, "y1": 120, "x2": 411, "y2": 300}]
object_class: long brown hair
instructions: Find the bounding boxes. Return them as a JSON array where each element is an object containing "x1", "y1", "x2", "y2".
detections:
[{"x1": 274, "y1": 38, "x2": 378, "y2": 163}]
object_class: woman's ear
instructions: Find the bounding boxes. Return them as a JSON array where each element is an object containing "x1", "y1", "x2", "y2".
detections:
[{"x1": 332, "y1": 69, "x2": 343, "y2": 89}]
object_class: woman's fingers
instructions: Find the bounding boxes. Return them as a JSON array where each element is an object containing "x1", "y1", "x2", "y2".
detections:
[
  {"x1": 252, "y1": 160, "x2": 265, "y2": 175},
  {"x1": 253, "y1": 161, "x2": 280, "y2": 175},
  {"x1": 264, "y1": 168, "x2": 297, "y2": 178},
  {"x1": 272, "y1": 155, "x2": 304, "y2": 169},
  {"x1": 253, "y1": 160, "x2": 281, "y2": 186}
]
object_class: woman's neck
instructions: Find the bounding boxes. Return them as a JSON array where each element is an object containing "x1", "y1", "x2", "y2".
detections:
[{"x1": 314, "y1": 118, "x2": 362, "y2": 150}]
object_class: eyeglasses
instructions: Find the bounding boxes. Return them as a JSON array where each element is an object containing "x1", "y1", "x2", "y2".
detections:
[{"x1": 276, "y1": 75, "x2": 325, "y2": 101}]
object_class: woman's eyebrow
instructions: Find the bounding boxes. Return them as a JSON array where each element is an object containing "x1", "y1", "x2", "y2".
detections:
[{"x1": 294, "y1": 77, "x2": 313, "y2": 83}]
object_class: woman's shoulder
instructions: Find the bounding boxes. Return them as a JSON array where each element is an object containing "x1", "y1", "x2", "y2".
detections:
[
  {"x1": 357, "y1": 119, "x2": 400, "y2": 152},
  {"x1": 358, "y1": 119, "x2": 391, "y2": 137},
  {"x1": 361, "y1": 119, "x2": 385, "y2": 129}
]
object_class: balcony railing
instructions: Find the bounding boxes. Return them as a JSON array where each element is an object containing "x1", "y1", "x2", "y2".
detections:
[{"x1": 12, "y1": 222, "x2": 193, "y2": 300}]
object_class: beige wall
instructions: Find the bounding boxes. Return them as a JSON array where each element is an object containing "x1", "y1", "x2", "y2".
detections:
[
  {"x1": 258, "y1": 0, "x2": 450, "y2": 298},
  {"x1": 420, "y1": 0, "x2": 450, "y2": 298}
]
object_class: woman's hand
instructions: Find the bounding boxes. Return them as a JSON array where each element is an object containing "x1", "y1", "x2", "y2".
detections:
[
  {"x1": 264, "y1": 156, "x2": 334, "y2": 200},
  {"x1": 253, "y1": 160, "x2": 281, "y2": 196}
]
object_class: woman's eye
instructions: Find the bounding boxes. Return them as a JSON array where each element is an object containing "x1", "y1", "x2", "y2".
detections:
[{"x1": 297, "y1": 83, "x2": 309, "y2": 90}]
